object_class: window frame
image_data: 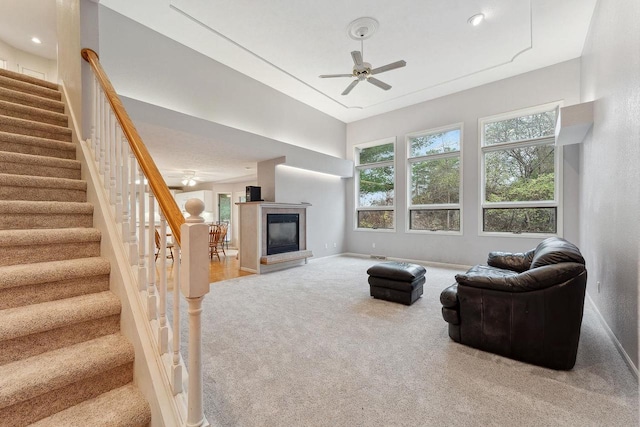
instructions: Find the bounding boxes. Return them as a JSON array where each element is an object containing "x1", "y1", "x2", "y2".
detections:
[
  {"x1": 405, "y1": 123, "x2": 464, "y2": 235},
  {"x1": 478, "y1": 101, "x2": 563, "y2": 237},
  {"x1": 354, "y1": 137, "x2": 396, "y2": 232}
]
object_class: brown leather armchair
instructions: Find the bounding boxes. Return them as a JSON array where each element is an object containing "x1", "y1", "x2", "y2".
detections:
[{"x1": 440, "y1": 237, "x2": 587, "y2": 370}]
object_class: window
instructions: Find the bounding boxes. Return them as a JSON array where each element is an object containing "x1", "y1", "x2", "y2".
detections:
[
  {"x1": 355, "y1": 138, "x2": 395, "y2": 229},
  {"x1": 407, "y1": 125, "x2": 462, "y2": 232},
  {"x1": 480, "y1": 103, "x2": 561, "y2": 235}
]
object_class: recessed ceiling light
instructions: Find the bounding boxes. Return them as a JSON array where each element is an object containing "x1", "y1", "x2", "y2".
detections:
[
  {"x1": 468, "y1": 13, "x2": 485, "y2": 26},
  {"x1": 31, "y1": 37, "x2": 42, "y2": 44}
]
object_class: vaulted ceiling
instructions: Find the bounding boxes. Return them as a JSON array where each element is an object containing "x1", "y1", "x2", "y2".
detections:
[
  {"x1": 100, "y1": 0, "x2": 597, "y2": 122},
  {"x1": 1, "y1": 0, "x2": 598, "y2": 185}
]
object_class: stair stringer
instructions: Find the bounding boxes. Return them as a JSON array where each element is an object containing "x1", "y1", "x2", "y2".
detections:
[{"x1": 62, "y1": 84, "x2": 184, "y2": 427}]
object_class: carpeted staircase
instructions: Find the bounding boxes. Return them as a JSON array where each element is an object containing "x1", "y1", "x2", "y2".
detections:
[{"x1": 0, "y1": 68, "x2": 151, "y2": 426}]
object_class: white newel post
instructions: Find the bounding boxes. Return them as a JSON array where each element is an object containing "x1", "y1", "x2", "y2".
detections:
[{"x1": 180, "y1": 199, "x2": 210, "y2": 427}]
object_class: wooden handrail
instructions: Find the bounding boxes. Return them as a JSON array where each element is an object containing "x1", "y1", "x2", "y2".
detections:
[{"x1": 82, "y1": 48, "x2": 185, "y2": 246}]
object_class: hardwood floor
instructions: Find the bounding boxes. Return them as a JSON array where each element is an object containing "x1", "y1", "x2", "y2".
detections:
[{"x1": 161, "y1": 248, "x2": 253, "y2": 285}]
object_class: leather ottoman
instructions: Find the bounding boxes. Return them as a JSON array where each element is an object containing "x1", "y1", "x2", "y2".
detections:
[{"x1": 367, "y1": 261, "x2": 426, "y2": 305}]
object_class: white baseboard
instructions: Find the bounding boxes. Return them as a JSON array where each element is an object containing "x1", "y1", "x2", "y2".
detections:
[{"x1": 585, "y1": 292, "x2": 638, "y2": 379}]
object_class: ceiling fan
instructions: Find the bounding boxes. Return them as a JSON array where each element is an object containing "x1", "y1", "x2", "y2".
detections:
[{"x1": 319, "y1": 17, "x2": 406, "y2": 96}]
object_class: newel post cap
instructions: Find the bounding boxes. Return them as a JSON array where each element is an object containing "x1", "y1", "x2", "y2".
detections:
[{"x1": 185, "y1": 198, "x2": 205, "y2": 223}]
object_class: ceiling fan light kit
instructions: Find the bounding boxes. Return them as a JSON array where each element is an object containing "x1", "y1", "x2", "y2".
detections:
[
  {"x1": 320, "y1": 17, "x2": 406, "y2": 96},
  {"x1": 181, "y1": 170, "x2": 198, "y2": 186}
]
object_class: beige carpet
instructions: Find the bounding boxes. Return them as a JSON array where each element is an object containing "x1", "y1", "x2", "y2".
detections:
[{"x1": 174, "y1": 255, "x2": 638, "y2": 426}]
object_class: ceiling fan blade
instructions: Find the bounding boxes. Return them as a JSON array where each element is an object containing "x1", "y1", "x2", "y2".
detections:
[
  {"x1": 351, "y1": 50, "x2": 364, "y2": 66},
  {"x1": 319, "y1": 74, "x2": 354, "y2": 78},
  {"x1": 370, "y1": 60, "x2": 407, "y2": 75},
  {"x1": 341, "y1": 80, "x2": 359, "y2": 96},
  {"x1": 367, "y1": 77, "x2": 391, "y2": 91}
]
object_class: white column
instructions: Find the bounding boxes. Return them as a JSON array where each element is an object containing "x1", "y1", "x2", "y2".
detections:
[{"x1": 180, "y1": 199, "x2": 210, "y2": 427}]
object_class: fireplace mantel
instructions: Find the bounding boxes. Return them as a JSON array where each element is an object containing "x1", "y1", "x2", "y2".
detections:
[{"x1": 236, "y1": 202, "x2": 312, "y2": 274}]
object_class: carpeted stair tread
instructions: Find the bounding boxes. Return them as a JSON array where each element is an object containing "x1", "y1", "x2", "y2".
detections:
[
  {"x1": 0, "y1": 200, "x2": 93, "y2": 230},
  {"x1": 0, "y1": 257, "x2": 109, "y2": 291},
  {"x1": 0, "y1": 291, "x2": 120, "y2": 342},
  {"x1": 29, "y1": 384, "x2": 151, "y2": 427},
  {"x1": 0, "y1": 131, "x2": 75, "y2": 159},
  {"x1": 0, "y1": 75, "x2": 60, "y2": 101},
  {"x1": 0, "y1": 200, "x2": 91, "y2": 216},
  {"x1": 0, "y1": 99, "x2": 68, "y2": 127},
  {"x1": 0, "y1": 68, "x2": 58, "y2": 91},
  {"x1": 0, "y1": 173, "x2": 85, "y2": 190},
  {"x1": 0, "y1": 151, "x2": 80, "y2": 175},
  {"x1": 0, "y1": 174, "x2": 86, "y2": 203},
  {"x1": 0, "y1": 228, "x2": 101, "y2": 266},
  {"x1": 0, "y1": 227, "x2": 100, "y2": 247},
  {"x1": 0, "y1": 151, "x2": 80, "y2": 180},
  {"x1": 0, "y1": 333, "x2": 134, "y2": 410},
  {"x1": 0, "y1": 115, "x2": 71, "y2": 142},
  {"x1": 0, "y1": 86, "x2": 65, "y2": 114}
]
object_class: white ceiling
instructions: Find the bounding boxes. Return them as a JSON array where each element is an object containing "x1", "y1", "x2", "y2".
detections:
[
  {"x1": 1, "y1": 0, "x2": 598, "y2": 186},
  {"x1": 100, "y1": 0, "x2": 597, "y2": 122},
  {"x1": 0, "y1": 0, "x2": 57, "y2": 60}
]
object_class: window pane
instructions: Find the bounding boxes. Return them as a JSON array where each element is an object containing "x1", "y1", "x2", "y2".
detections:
[
  {"x1": 410, "y1": 209, "x2": 460, "y2": 231},
  {"x1": 358, "y1": 143, "x2": 394, "y2": 164},
  {"x1": 409, "y1": 128, "x2": 460, "y2": 157},
  {"x1": 483, "y1": 208, "x2": 556, "y2": 233},
  {"x1": 409, "y1": 129, "x2": 460, "y2": 157},
  {"x1": 411, "y1": 158, "x2": 460, "y2": 204},
  {"x1": 359, "y1": 166, "x2": 394, "y2": 207},
  {"x1": 485, "y1": 144, "x2": 554, "y2": 202},
  {"x1": 484, "y1": 110, "x2": 556, "y2": 145},
  {"x1": 358, "y1": 210, "x2": 394, "y2": 229}
]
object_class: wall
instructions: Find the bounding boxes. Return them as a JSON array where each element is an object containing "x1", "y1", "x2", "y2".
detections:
[
  {"x1": 0, "y1": 38, "x2": 57, "y2": 82},
  {"x1": 273, "y1": 165, "x2": 346, "y2": 258},
  {"x1": 580, "y1": 0, "x2": 639, "y2": 369},
  {"x1": 79, "y1": 0, "x2": 100, "y2": 139},
  {"x1": 345, "y1": 59, "x2": 582, "y2": 266},
  {"x1": 98, "y1": 6, "x2": 345, "y2": 158},
  {"x1": 56, "y1": 0, "x2": 82, "y2": 127}
]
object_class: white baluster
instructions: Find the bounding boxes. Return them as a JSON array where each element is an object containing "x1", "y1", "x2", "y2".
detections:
[
  {"x1": 180, "y1": 199, "x2": 210, "y2": 427},
  {"x1": 103, "y1": 99, "x2": 111, "y2": 193},
  {"x1": 109, "y1": 112, "x2": 117, "y2": 204},
  {"x1": 137, "y1": 164, "x2": 147, "y2": 291},
  {"x1": 95, "y1": 87, "x2": 102, "y2": 165},
  {"x1": 115, "y1": 124, "x2": 123, "y2": 222},
  {"x1": 129, "y1": 153, "x2": 139, "y2": 267},
  {"x1": 121, "y1": 134, "x2": 130, "y2": 242},
  {"x1": 147, "y1": 190, "x2": 157, "y2": 321},
  {"x1": 158, "y1": 214, "x2": 169, "y2": 354},
  {"x1": 90, "y1": 76, "x2": 96, "y2": 154},
  {"x1": 99, "y1": 92, "x2": 106, "y2": 182},
  {"x1": 172, "y1": 245, "x2": 183, "y2": 395}
]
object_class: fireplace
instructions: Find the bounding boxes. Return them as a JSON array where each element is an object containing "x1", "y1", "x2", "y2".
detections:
[{"x1": 266, "y1": 214, "x2": 299, "y2": 255}]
